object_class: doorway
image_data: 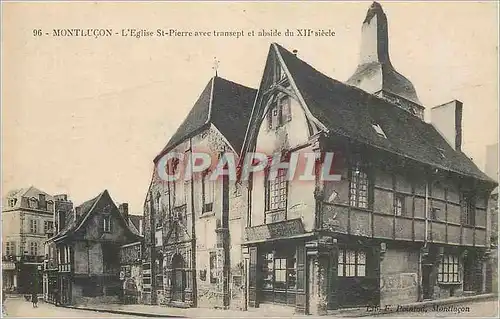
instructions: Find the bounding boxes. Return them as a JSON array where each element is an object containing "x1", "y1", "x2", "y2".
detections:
[
  {"x1": 171, "y1": 254, "x2": 186, "y2": 302},
  {"x1": 422, "y1": 264, "x2": 433, "y2": 300}
]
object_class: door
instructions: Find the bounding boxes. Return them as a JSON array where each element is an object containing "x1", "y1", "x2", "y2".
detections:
[
  {"x1": 171, "y1": 254, "x2": 185, "y2": 302},
  {"x1": 422, "y1": 264, "x2": 433, "y2": 300}
]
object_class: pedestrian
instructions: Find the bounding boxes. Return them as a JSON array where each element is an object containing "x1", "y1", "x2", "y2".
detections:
[
  {"x1": 31, "y1": 291, "x2": 38, "y2": 308},
  {"x1": 54, "y1": 288, "x2": 60, "y2": 307},
  {"x1": 2, "y1": 289, "x2": 7, "y2": 316}
]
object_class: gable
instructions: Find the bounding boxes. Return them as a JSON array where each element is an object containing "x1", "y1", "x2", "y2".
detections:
[
  {"x1": 52, "y1": 190, "x2": 140, "y2": 243},
  {"x1": 242, "y1": 44, "x2": 325, "y2": 157}
]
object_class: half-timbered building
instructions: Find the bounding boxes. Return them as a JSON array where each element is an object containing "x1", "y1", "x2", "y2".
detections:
[{"x1": 239, "y1": 2, "x2": 497, "y2": 315}]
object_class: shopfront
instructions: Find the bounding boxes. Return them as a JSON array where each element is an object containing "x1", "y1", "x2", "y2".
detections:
[{"x1": 243, "y1": 218, "x2": 310, "y2": 313}]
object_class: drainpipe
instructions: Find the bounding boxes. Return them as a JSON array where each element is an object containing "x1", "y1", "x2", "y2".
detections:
[{"x1": 424, "y1": 182, "x2": 429, "y2": 246}]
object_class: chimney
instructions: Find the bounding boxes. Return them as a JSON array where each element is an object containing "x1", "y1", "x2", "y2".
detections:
[
  {"x1": 119, "y1": 203, "x2": 129, "y2": 221},
  {"x1": 139, "y1": 219, "x2": 143, "y2": 236},
  {"x1": 292, "y1": 49, "x2": 298, "y2": 56},
  {"x1": 347, "y1": 2, "x2": 423, "y2": 109},
  {"x1": 431, "y1": 99, "x2": 463, "y2": 151},
  {"x1": 75, "y1": 206, "x2": 81, "y2": 221},
  {"x1": 54, "y1": 194, "x2": 68, "y2": 202}
]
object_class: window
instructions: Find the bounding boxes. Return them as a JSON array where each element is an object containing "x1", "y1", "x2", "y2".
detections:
[
  {"x1": 8, "y1": 198, "x2": 16, "y2": 207},
  {"x1": 5, "y1": 242, "x2": 16, "y2": 256},
  {"x1": 261, "y1": 247, "x2": 296, "y2": 305},
  {"x1": 372, "y1": 123, "x2": 387, "y2": 138},
  {"x1": 30, "y1": 219, "x2": 38, "y2": 233},
  {"x1": 338, "y1": 249, "x2": 366, "y2": 277},
  {"x1": 462, "y1": 194, "x2": 475, "y2": 226},
  {"x1": 438, "y1": 254, "x2": 460, "y2": 283},
  {"x1": 103, "y1": 215, "x2": 111, "y2": 232},
  {"x1": 59, "y1": 246, "x2": 71, "y2": 264},
  {"x1": 29, "y1": 198, "x2": 37, "y2": 208},
  {"x1": 202, "y1": 173, "x2": 214, "y2": 213},
  {"x1": 267, "y1": 95, "x2": 292, "y2": 130},
  {"x1": 156, "y1": 195, "x2": 162, "y2": 214},
  {"x1": 38, "y1": 194, "x2": 46, "y2": 209},
  {"x1": 394, "y1": 194, "x2": 404, "y2": 216},
  {"x1": 430, "y1": 207, "x2": 440, "y2": 220},
  {"x1": 234, "y1": 181, "x2": 242, "y2": 197},
  {"x1": 209, "y1": 251, "x2": 217, "y2": 284},
  {"x1": 266, "y1": 168, "x2": 288, "y2": 211},
  {"x1": 44, "y1": 220, "x2": 53, "y2": 233},
  {"x1": 349, "y1": 162, "x2": 369, "y2": 209},
  {"x1": 155, "y1": 230, "x2": 162, "y2": 247},
  {"x1": 29, "y1": 242, "x2": 39, "y2": 256}
]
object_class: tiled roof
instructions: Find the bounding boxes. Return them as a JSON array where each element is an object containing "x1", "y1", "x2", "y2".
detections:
[
  {"x1": 154, "y1": 76, "x2": 256, "y2": 161},
  {"x1": 274, "y1": 43, "x2": 494, "y2": 183},
  {"x1": 50, "y1": 190, "x2": 140, "y2": 242},
  {"x1": 128, "y1": 215, "x2": 142, "y2": 235}
]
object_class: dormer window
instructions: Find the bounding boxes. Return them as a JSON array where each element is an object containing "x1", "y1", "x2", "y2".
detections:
[
  {"x1": 8, "y1": 198, "x2": 17, "y2": 207},
  {"x1": 29, "y1": 197, "x2": 38, "y2": 209},
  {"x1": 372, "y1": 123, "x2": 387, "y2": 139},
  {"x1": 435, "y1": 147, "x2": 446, "y2": 159},
  {"x1": 267, "y1": 95, "x2": 291, "y2": 130}
]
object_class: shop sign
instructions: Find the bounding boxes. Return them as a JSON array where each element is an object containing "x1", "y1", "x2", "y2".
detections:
[
  {"x1": 245, "y1": 218, "x2": 305, "y2": 242},
  {"x1": 2, "y1": 262, "x2": 15, "y2": 270}
]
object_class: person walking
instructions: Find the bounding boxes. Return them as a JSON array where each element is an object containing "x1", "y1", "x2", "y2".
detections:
[
  {"x1": 31, "y1": 291, "x2": 38, "y2": 308},
  {"x1": 54, "y1": 288, "x2": 60, "y2": 307},
  {"x1": 2, "y1": 289, "x2": 7, "y2": 316}
]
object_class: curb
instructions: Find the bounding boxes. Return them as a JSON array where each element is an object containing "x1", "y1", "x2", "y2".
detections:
[
  {"x1": 64, "y1": 305, "x2": 186, "y2": 318},
  {"x1": 61, "y1": 294, "x2": 497, "y2": 318}
]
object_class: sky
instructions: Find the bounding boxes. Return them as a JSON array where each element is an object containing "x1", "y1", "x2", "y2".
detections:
[{"x1": 2, "y1": 1, "x2": 498, "y2": 214}]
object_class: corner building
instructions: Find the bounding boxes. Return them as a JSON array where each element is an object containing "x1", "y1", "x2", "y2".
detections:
[
  {"x1": 240, "y1": 2, "x2": 497, "y2": 315},
  {"x1": 142, "y1": 2, "x2": 497, "y2": 315}
]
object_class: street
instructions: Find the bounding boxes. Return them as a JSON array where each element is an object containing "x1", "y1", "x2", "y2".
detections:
[
  {"x1": 2, "y1": 297, "x2": 137, "y2": 318},
  {"x1": 2, "y1": 296, "x2": 498, "y2": 318},
  {"x1": 364, "y1": 299, "x2": 499, "y2": 317}
]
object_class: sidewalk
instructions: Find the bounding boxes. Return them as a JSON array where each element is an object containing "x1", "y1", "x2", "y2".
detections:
[
  {"x1": 65, "y1": 293, "x2": 497, "y2": 318},
  {"x1": 66, "y1": 303, "x2": 301, "y2": 318}
]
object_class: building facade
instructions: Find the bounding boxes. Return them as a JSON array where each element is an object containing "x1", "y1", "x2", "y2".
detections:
[
  {"x1": 2, "y1": 186, "x2": 57, "y2": 294},
  {"x1": 239, "y1": 2, "x2": 497, "y2": 315},
  {"x1": 43, "y1": 190, "x2": 142, "y2": 305},
  {"x1": 142, "y1": 76, "x2": 256, "y2": 309},
  {"x1": 140, "y1": 2, "x2": 497, "y2": 315}
]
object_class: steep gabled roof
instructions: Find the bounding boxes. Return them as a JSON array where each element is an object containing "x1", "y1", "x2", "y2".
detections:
[
  {"x1": 154, "y1": 76, "x2": 256, "y2": 162},
  {"x1": 128, "y1": 215, "x2": 142, "y2": 235},
  {"x1": 50, "y1": 190, "x2": 140, "y2": 242},
  {"x1": 272, "y1": 43, "x2": 494, "y2": 183}
]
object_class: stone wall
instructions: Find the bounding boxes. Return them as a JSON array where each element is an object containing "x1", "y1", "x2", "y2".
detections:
[{"x1": 380, "y1": 246, "x2": 419, "y2": 306}]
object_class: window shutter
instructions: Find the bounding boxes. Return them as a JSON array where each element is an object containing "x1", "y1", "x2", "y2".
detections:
[
  {"x1": 248, "y1": 246, "x2": 258, "y2": 308},
  {"x1": 295, "y1": 244, "x2": 307, "y2": 314}
]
